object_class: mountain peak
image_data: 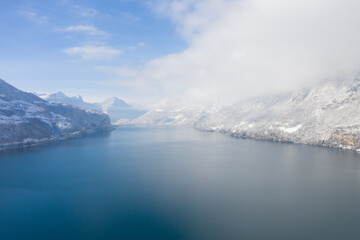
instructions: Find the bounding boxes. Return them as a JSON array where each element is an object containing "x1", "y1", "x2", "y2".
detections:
[
  {"x1": 49, "y1": 91, "x2": 66, "y2": 98},
  {"x1": 45, "y1": 92, "x2": 85, "y2": 105},
  {"x1": 102, "y1": 97, "x2": 130, "y2": 108},
  {"x1": 74, "y1": 95, "x2": 83, "y2": 101}
]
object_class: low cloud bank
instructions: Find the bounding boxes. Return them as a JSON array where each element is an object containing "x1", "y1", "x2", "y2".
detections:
[{"x1": 111, "y1": 0, "x2": 360, "y2": 105}]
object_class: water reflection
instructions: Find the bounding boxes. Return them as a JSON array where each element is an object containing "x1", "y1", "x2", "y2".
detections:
[{"x1": 0, "y1": 127, "x2": 359, "y2": 240}]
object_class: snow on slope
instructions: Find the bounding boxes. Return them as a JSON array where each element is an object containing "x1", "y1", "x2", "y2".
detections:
[
  {"x1": 0, "y1": 79, "x2": 113, "y2": 150},
  {"x1": 194, "y1": 78, "x2": 360, "y2": 150},
  {"x1": 127, "y1": 77, "x2": 360, "y2": 151}
]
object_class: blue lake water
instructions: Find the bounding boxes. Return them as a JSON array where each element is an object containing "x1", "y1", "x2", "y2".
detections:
[{"x1": 0, "y1": 127, "x2": 360, "y2": 240}]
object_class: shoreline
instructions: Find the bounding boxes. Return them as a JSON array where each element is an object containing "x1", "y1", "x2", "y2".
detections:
[{"x1": 0, "y1": 126, "x2": 115, "y2": 152}]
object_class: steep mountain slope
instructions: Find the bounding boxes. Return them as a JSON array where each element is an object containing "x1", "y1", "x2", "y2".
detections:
[
  {"x1": 0, "y1": 79, "x2": 113, "y2": 150},
  {"x1": 194, "y1": 78, "x2": 360, "y2": 150},
  {"x1": 128, "y1": 77, "x2": 360, "y2": 151},
  {"x1": 42, "y1": 93, "x2": 145, "y2": 123}
]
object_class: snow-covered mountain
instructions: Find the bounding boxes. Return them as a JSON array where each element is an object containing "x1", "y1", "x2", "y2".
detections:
[
  {"x1": 100, "y1": 97, "x2": 146, "y2": 123},
  {"x1": 129, "y1": 105, "x2": 209, "y2": 127},
  {"x1": 127, "y1": 77, "x2": 360, "y2": 151},
  {"x1": 41, "y1": 93, "x2": 146, "y2": 123},
  {"x1": 39, "y1": 92, "x2": 96, "y2": 110},
  {"x1": 0, "y1": 79, "x2": 113, "y2": 150}
]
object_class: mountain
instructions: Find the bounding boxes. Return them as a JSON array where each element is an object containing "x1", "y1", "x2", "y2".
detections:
[
  {"x1": 100, "y1": 97, "x2": 130, "y2": 111},
  {"x1": 127, "y1": 77, "x2": 360, "y2": 151},
  {"x1": 99, "y1": 97, "x2": 146, "y2": 123},
  {"x1": 41, "y1": 93, "x2": 146, "y2": 123},
  {"x1": 0, "y1": 79, "x2": 113, "y2": 150},
  {"x1": 41, "y1": 92, "x2": 96, "y2": 110},
  {"x1": 194, "y1": 78, "x2": 360, "y2": 151},
  {"x1": 40, "y1": 91, "x2": 102, "y2": 111},
  {"x1": 129, "y1": 105, "x2": 212, "y2": 127}
]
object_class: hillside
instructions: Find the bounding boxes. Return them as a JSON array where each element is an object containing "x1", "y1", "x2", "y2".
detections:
[{"x1": 0, "y1": 79, "x2": 113, "y2": 150}]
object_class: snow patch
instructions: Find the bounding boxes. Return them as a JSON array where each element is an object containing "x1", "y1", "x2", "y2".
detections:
[{"x1": 279, "y1": 124, "x2": 302, "y2": 133}]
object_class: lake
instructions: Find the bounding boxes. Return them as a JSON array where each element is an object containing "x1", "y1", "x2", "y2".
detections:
[{"x1": 0, "y1": 127, "x2": 360, "y2": 240}]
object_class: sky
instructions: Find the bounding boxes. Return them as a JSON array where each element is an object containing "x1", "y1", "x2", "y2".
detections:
[
  {"x1": 0, "y1": 0, "x2": 186, "y2": 105},
  {"x1": 1, "y1": 0, "x2": 360, "y2": 107}
]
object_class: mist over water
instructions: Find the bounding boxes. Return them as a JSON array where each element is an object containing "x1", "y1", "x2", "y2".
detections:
[{"x1": 0, "y1": 127, "x2": 360, "y2": 240}]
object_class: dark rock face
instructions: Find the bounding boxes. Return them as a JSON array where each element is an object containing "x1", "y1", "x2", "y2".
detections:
[{"x1": 0, "y1": 79, "x2": 113, "y2": 150}]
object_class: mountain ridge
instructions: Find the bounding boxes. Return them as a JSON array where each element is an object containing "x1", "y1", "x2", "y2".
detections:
[
  {"x1": 126, "y1": 77, "x2": 360, "y2": 151},
  {"x1": 0, "y1": 79, "x2": 113, "y2": 150},
  {"x1": 40, "y1": 92, "x2": 146, "y2": 123}
]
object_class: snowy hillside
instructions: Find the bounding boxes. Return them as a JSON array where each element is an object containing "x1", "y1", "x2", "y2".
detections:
[
  {"x1": 129, "y1": 105, "x2": 210, "y2": 127},
  {"x1": 128, "y1": 77, "x2": 360, "y2": 151},
  {"x1": 0, "y1": 79, "x2": 113, "y2": 150}
]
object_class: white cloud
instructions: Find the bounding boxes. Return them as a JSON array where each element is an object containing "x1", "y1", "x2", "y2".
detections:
[
  {"x1": 19, "y1": 10, "x2": 48, "y2": 25},
  {"x1": 72, "y1": 5, "x2": 98, "y2": 17},
  {"x1": 63, "y1": 46, "x2": 122, "y2": 60},
  {"x1": 107, "y1": 0, "x2": 360, "y2": 105},
  {"x1": 150, "y1": 0, "x2": 231, "y2": 40},
  {"x1": 58, "y1": 25, "x2": 109, "y2": 37},
  {"x1": 61, "y1": 1, "x2": 98, "y2": 17}
]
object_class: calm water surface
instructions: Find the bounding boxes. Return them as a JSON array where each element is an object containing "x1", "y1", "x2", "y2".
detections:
[{"x1": 0, "y1": 127, "x2": 360, "y2": 240}]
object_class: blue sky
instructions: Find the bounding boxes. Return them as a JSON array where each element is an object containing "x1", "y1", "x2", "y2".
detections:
[{"x1": 0, "y1": 0, "x2": 186, "y2": 103}]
